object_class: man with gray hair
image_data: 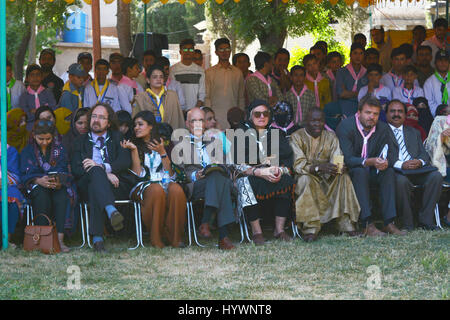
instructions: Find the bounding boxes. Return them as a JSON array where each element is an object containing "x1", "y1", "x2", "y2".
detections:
[{"x1": 175, "y1": 107, "x2": 236, "y2": 250}]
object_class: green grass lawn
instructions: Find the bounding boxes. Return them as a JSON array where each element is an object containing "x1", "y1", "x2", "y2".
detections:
[{"x1": 0, "y1": 227, "x2": 448, "y2": 300}]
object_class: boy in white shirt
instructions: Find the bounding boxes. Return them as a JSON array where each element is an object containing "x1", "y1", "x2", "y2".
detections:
[
  {"x1": 392, "y1": 65, "x2": 424, "y2": 105},
  {"x1": 358, "y1": 63, "x2": 391, "y2": 105},
  {"x1": 84, "y1": 59, "x2": 125, "y2": 112},
  {"x1": 424, "y1": 50, "x2": 450, "y2": 116},
  {"x1": 169, "y1": 39, "x2": 205, "y2": 112},
  {"x1": 6, "y1": 60, "x2": 26, "y2": 110}
]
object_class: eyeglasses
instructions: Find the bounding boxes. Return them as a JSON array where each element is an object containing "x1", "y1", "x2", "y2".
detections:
[
  {"x1": 189, "y1": 119, "x2": 204, "y2": 124},
  {"x1": 253, "y1": 111, "x2": 270, "y2": 118},
  {"x1": 217, "y1": 48, "x2": 231, "y2": 52},
  {"x1": 182, "y1": 48, "x2": 195, "y2": 53},
  {"x1": 91, "y1": 114, "x2": 108, "y2": 121}
]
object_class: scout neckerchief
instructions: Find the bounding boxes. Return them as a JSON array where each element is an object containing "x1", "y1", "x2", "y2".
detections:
[
  {"x1": 355, "y1": 114, "x2": 376, "y2": 159},
  {"x1": 63, "y1": 81, "x2": 82, "y2": 109},
  {"x1": 290, "y1": 85, "x2": 308, "y2": 123},
  {"x1": 6, "y1": 78, "x2": 15, "y2": 111},
  {"x1": 306, "y1": 71, "x2": 323, "y2": 107},
  {"x1": 346, "y1": 63, "x2": 367, "y2": 92},
  {"x1": 189, "y1": 134, "x2": 208, "y2": 167},
  {"x1": 165, "y1": 77, "x2": 171, "y2": 91},
  {"x1": 388, "y1": 71, "x2": 403, "y2": 88},
  {"x1": 146, "y1": 87, "x2": 165, "y2": 123},
  {"x1": 400, "y1": 83, "x2": 416, "y2": 104},
  {"x1": 251, "y1": 71, "x2": 272, "y2": 97},
  {"x1": 435, "y1": 71, "x2": 450, "y2": 105},
  {"x1": 27, "y1": 85, "x2": 46, "y2": 109},
  {"x1": 93, "y1": 79, "x2": 110, "y2": 103},
  {"x1": 88, "y1": 132, "x2": 110, "y2": 163}
]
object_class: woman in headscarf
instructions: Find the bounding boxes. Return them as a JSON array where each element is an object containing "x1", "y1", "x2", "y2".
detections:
[
  {"x1": 6, "y1": 108, "x2": 29, "y2": 153},
  {"x1": 270, "y1": 100, "x2": 301, "y2": 139},
  {"x1": 234, "y1": 99, "x2": 296, "y2": 245},
  {"x1": 412, "y1": 97, "x2": 434, "y2": 135},
  {"x1": 404, "y1": 105, "x2": 427, "y2": 141}
]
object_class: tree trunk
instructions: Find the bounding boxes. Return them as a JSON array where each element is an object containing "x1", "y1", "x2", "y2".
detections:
[
  {"x1": 257, "y1": 29, "x2": 287, "y2": 55},
  {"x1": 28, "y1": 12, "x2": 37, "y2": 65},
  {"x1": 116, "y1": 0, "x2": 132, "y2": 57},
  {"x1": 257, "y1": 0, "x2": 287, "y2": 54},
  {"x1": 15, "y1": 25, "x2": 31, "y2": 81}
]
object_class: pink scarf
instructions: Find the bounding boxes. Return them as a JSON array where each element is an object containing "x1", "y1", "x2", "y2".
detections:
[
  {"x1": 306, "y1": 72, "x2": 323, "y2": 107},
  {"x1": 120, "y1": 75, "x2": 138, "y2": 89},
  {"x1": 355, "y1": 113, "x2": 376, "y2": 159},
  {"x1": 271, "y1": 121, "x2": 294, "y2": 133},
  {"x1": 326, "y1": 69, "x2": 337, "y2": 99},
  {"x1": 290, "y1": 85, "x2": 308, "y2": 123},
  {"x1": 251, "y1": 71, "x2": 272, "y2": 97},
  {"x1": 400, "y1": 84, "x2": 417, "y2": 104},
  {"x1": 430, "y1": 35, "x2": 445, "y2": 50},
  {"x1": 346, "y1": 64, "x2": 367, "y2": 92},
  {"x1": 27, "y1": 85, "x2": 46, "y2": 109},
  {"x1": 165, "y1": 77, "x2": 172, "y2": 91}
]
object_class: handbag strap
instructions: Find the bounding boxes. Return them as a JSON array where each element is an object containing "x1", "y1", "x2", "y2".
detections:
[{"x1": 31, "y1": 214, "x2": 54, "y2": 226}]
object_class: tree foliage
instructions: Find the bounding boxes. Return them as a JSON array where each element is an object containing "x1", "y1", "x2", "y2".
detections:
[
  {"x1": 6, "y1": 0, "x2": 77, "y2": 79},
  {"x1": 206, "y1": 0, "x2": 350, "y2": 54},
  {"x1": 132, "y1": 0, "x2": 205, "y2": 44}
]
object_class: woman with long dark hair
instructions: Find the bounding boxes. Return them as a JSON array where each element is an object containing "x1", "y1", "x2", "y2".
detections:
[{"x1": 121, "y1": 111, "x2": 187, "y2": 248}]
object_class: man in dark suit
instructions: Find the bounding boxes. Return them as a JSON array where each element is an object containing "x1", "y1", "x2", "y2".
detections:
[
  {"x1": 71, "y1": 102, "x2": 132, "y2": 252},
  {"x1": 336, "y1": 96, "x2": 406, "y2": 236},
  {"x1": 386, "y1": 99, "x2": 442, "y2": 231}
]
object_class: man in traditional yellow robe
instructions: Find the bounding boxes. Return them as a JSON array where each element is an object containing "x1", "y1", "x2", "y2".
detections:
[{"x1": 290, "y1": 108, "x2": 361, "y2": 242}]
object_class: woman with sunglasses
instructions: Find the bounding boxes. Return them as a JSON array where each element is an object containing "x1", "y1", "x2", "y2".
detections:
[
  {"x1": 20, "y1": 120, "x2": 71, "y2": 252},
  {"x1": 121, "y1": 111, "x2": 187, "y2": 248},
  {"x1": 234, "y1": 99, "x2": 296, "y2": 245}
]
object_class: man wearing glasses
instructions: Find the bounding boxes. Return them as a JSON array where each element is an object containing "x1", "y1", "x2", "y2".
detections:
[
  {"x1": 169, "y1": 39, "x2": 206, "y2": 113},
  {"x1": 176, "y1": 107, "x2": 236, "y2": 250},
  {"x1": 205, "y1": 38, "x2": 245, "y2": 129},
  {"x1": 71, "y1": 103, "x2": 132, "y2": 252}
]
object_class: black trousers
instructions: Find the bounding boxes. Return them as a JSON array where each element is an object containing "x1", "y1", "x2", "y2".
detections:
[
  {"x1": 30, "y1": 185, "x2": 68, "y2": 233},
  {"x1": 77, "y1": 167, "x2": 130, "y2": 237},
  {"x1": 192, "y1": 171, "x2": 235, "y2": 228},
  {"x1": 395, "y1": 171, "x2": 442, "y2": 228},
  {"x1": 349, "y1": 167, "x2": 397, "y2": 225},
  {"x1": 244, "y1": 197, "x2": 291, "y2": 223}
]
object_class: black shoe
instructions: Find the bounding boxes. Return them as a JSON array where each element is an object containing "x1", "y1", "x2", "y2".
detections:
[
  {"x1": 110, "y1": 211, "x2": 124, "y2": 231},
  {"x1": 93, "y1": 241, "x2": 107, "y2": 253},
  {"x1": 442, "y1": 216, "x2": 450, "y2": 228},
  {"x1": 419, "y1": 223, "x2": 440, "y2": 231}
]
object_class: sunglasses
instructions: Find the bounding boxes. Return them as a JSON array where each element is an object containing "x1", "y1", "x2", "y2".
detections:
[
  {"x1": 217, "y1": 48, "x2": 231, "y2": 52},
  {"x1": 182, "y1": 48, "x2": 195, "y2": 53},
  {"x1": 36, "y1": 120, "x2": 54, "y2": 127},
  {"x1": 253, "y1": 111, "x2": 270, "y2": 118}
]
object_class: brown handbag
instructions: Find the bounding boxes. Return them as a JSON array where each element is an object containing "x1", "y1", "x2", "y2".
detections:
[{"x1": 24, "y1": 214, "x2": 61, "y2": 254}]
